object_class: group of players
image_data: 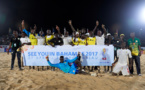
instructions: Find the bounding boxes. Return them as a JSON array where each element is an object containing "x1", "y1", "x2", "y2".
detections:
[{"x1": 7, "y1": 20, "x2": 142, "y2": 76}]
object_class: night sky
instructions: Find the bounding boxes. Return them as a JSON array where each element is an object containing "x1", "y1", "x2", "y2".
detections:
[{"x1": 0, "y1": 0, "x2": 145, "y2": 38}]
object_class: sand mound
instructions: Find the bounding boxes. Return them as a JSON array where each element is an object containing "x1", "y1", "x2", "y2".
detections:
[{"x1": 0, "y1": 53, "x2": 145, "y2": 90}]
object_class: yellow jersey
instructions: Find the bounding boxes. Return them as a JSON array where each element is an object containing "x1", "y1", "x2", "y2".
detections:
[
  {"x1": 45, "y1": 35, "x2": 54, "y2": 45},
  {"x1": 72, "y1": 38, "x2": 81, "y2": 45},
  {"x1": 79, "y1": 39, "x2": 87, "y2": 45},
  {"x1": 87, "y1": 37, "x2": 96, "y2": 45},
  {"x1": 29, "y1": 34, "x2": 38, "y2": 45}
]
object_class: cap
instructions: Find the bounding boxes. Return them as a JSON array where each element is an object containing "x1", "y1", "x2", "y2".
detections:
[
  {"x1": 120, "y1": 34, "x2": 125, "y2": 36},
  {"x1": 76, "y1": 32, "x2": 79, "y2": 35},
  {"x1": 107, "y1": 33, "x2": 111, "y2": 36},
  {"x1": 85, "y1": 33, "x2": 90, "y2": 36}
]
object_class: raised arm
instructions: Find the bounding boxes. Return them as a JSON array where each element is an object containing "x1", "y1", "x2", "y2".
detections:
[
  {"x1": 21, "y1": 20, "x2": 25, "y2": 30},
  {"x1": 23, "y1": 29, "x2": 30, "y2": 37},
  {"x1": 34, "y1": 24, "x2": 37, "y2": 31},
  {"x1": 66, "y1": 52, "x2": 80, "y2": 63},
  {"x1": 102, "y1": 24, "x2": 107, "y2": 35},
  {"x1": 46, "y1": 56, "x2": 60, "y2": 68},
  {"x1": 21, "y1": 20, "x2": 30, "y2": 37},
  {"x1": 92, "y1": 20, "x2": 99, "y2": 33},
  {"x1": 68, "y1": 20, "x2": 76, "y2": 32},
  {"x1": 56, "y1": 25, "x2": 62, "y2": 37}
]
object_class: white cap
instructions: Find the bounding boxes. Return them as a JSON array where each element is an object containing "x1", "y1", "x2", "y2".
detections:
[
  {"x1": 107, "y1": 33, "x2": 111, "y2": 36},
  {"x1": 85, "y1": 33, "x2": 90, "y2": 36},
  {"x1": 76, "y1": 32, "x2": 79, "y2": 35}
]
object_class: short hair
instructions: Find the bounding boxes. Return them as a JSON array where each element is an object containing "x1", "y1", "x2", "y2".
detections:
[
  {"x1": 130, "y1": 32, "x2": 135, "y2": 34},
  {"x1": 13, "y1": 30, "x2": 18, "y2": 35},
  {"x1": 22, "y1": 32, "x2": 26, "y2": 35},
  {"x1": 60, "y1": 56, "x2": 64, "y2": 58}
]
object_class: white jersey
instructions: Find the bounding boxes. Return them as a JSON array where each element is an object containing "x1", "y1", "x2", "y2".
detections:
[
  {"x1": 20, "y1": 36, "x2": 30, "y2": 44},
  {"x1": 95, "y1": 34, "x2": 105, "y2": 45},
  {"x1": 62, "y1": 35, "x2": 72, "y2": 45},
  {"x1": 117, "y1": 49, "x2": 132, "y2": 65},
  {"x1": 37, "y1": 36, "x2": 45, "y2": 45}
]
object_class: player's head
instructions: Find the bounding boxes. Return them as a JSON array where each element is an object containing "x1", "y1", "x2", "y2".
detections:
[
  {"x1": 97, "y1": 30, "x2": 102, "y2": 36},
  {"x1": 31, "y1": 29, "x2": 35, "y2": 34},
  {"x1": 81, "y1": 34, "x2": 86, "y2": 39},
  {"x1": 21, "y1": 32, "x2": 26, "y2": 37},
  {"x1": 46, "y1": 29, "x2": 51, "y2": 35},
  {"x1": 120, "y1": 34, "x2": 125, "y2": 40},
  {"x1": 130, "y1": 32, "x2": 135, "y2": 38},
  {"x1": 89, "y1": 31, "x2": 93, "y2": 37},
  {"x1": 13, "y1": 30, "x2": 18, "y2": 37},
  {"x1": 121, "y1": 42, "x2": 126, "y2": 48},
  {"x1": 64, "y1": 31, "x2": 69, "y2": 37},
  {"x1": 114, "y1": 33, "x2": 118, "y2": 39},
  {"x1": 55, "y1": 33, "x2": 59, "y2": 38},
  {"x1": 60, "y1": 56, "x2": 64, "y2": 63},
  {"x1": 39, "y1": 30, "x2": 44, "y2": 36},
  {"x1": 75, "y1": 32, "x2": 79, "y2": 38},
  {"x1": 81, "y1": 28, "x2": 86, "y2": 34},
  {"x1": 108, "y1": 35, "x2": 112, "y2": 40}
]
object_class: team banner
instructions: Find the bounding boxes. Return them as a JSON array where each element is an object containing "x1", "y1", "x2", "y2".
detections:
[{"x1": 22, "y1": 45, "x2": 114, "y2": 66}]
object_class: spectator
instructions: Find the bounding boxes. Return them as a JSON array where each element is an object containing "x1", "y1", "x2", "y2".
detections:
[
  {"x1": 128, "y1": 32, "x2": 142, "y2": 76},
  {"x1": 7, "y1": 30, "x2": 22, "y2": 70}
]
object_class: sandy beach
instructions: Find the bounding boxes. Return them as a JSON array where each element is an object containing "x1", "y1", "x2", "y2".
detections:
[{"x1": 0, "y1": 53, "x2": 145, "y2": 90}]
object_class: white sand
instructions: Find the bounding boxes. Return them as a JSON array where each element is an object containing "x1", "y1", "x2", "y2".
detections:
[{"x1": 0, "y1": 53, "x2": 145, "y2": 90}]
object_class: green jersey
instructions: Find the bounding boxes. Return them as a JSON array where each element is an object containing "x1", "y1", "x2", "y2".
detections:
[{"x1": 128, "y1": 37, "x2": 141, "y2": 56}]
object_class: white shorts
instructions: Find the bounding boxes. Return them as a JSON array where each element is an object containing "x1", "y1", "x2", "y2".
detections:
[{"x1": 113, "y1": 63, "x2": 130, "y2": 76}]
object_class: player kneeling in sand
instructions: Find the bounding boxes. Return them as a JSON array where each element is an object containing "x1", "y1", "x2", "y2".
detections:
[
  {"x1": 45, "y1": 52, "x2": 82, "y2": 74},
  {"x1": 112, "y1": 42, "x2": 133, "y2": 76}
]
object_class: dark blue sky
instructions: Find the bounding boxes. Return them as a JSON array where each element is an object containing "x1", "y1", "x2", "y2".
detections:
[{"x1": 0, "y1": 0, "x2": 145, "y2": 38}]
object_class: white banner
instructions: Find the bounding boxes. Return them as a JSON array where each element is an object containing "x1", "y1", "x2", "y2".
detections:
[
  {"x1": 0, "y1": 48, "x2": 4, "y2": 52},
  {"x1": 22, "y1": 45, "x2": 114, "y2": 66}
]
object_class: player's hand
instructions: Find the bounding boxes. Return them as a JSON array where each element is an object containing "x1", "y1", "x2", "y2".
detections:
[
  {"x1": 139, "y1": 51, "x2": 142, "y2": 56},
  {"x1": 56, "y1": 25, "x2": 60, "y2": 31},
  {"x1": 77, "y1": 52, "x2": 81, "y2": 57},
  {"x1": 21, "y1": 20, "x2": 24, "y2": 25},
  {"x1": 46, "y1": 55, "x2": 49, "y2": 61},
  {"x1": 78, "y1": 52, "x2": 81, "y2": 55},
  {"x1": 112, "y1": 63, "x2": 115, "y2": 66},
  {"x1": 34, "y1": 24, "x2": 37, "y2": 29},
  {"x1": 96, "y1": 20, "x2": 99, "y2": 26},
  {"x1": 102, "y1": 24, "x2": 105, "y2": 29},
  {"x1": 68, "y1": 20, "x2": 72, "y2": 25}
]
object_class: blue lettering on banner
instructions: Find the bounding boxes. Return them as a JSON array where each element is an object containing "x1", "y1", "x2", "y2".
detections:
[
  {"x1": 72, "y1": 52, "x2": 77, "y2": 56},
  {"x1": 55, "y1": 52, "x2": 78, "y2": 56},
  {"x1": 28, "y1": 52, "x2": 37, "y2": 56},
  {"x1": 37, "y1": 52, "x2": 55, "y2": 56},
  {"x1": 56, "y1": 52, "x2": 59, "y2": 56},
  {"x1": 68, "y1": 52, "x2": 71, "y2": 56},
  {"x1": 63, "y1": 52, "x2": 68, "y2": 56}
]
